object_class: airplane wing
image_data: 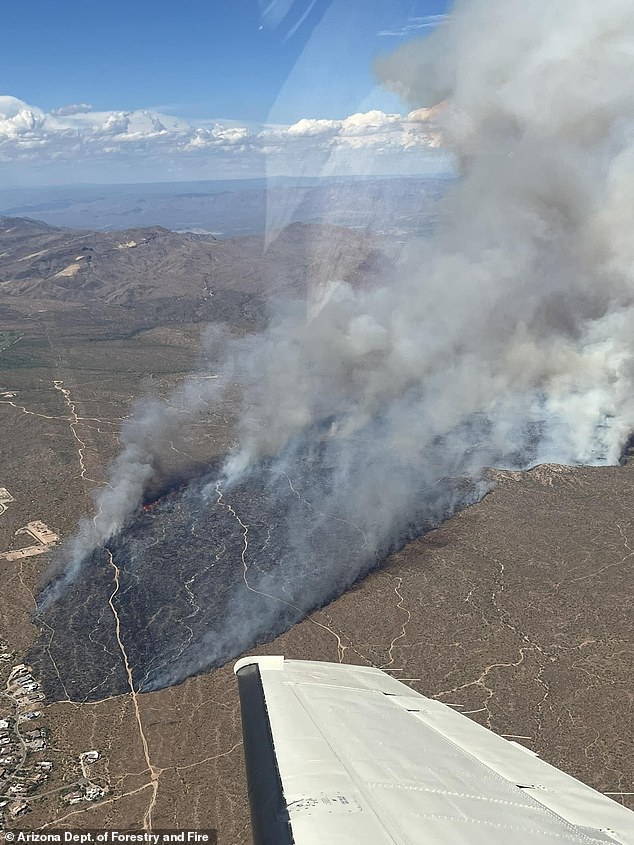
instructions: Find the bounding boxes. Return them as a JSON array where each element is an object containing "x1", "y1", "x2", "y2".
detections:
[{"x1": 234, "y1": 656, "x2": 634, "y2": 845}]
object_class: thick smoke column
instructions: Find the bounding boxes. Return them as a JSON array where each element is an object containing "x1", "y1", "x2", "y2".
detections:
[
  {"x1": 40, "y1": 0, "x2": 634, "y2": 685},
  {"x1": 227, "y1": 0, "x2": 634, "y2": 475}
]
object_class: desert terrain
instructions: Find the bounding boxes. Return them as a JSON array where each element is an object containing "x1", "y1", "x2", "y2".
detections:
[{"x1": 0, "y1": 217, "x2": 631, "y2": 841}]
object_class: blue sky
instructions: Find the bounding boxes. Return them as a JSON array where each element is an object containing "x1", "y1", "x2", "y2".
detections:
[
  {"x1": 0, "y1": 0, "x2": 451, "y2": 184},
  {"x1": 2, "y1": 0, "x2": 448, "y2": 120}
]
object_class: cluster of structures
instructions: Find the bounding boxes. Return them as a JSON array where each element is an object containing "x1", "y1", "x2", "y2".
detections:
[
  {"x1": 61, "y1": 750, "x2": 107, "y2": 805},
  {"x1": 61, "y1": 784, "x2": 106, "y2": 805},
  {"x1": 0, "y1": 635, "x2": 14, "y2": 663},
  {"x1": 0, "y1": 487, "x2": 58, "y2": 819},
  {"x1": 7, "y1": 664, "x2": 46, "y2": 713},
  {"x1": 0, "y1": 664, "x2": 51, "y2": 820},
  {"x1": 0, "y1": 487, "x2": 108, "y2": 822},
  {"x1": 0, "y1": 663, "x2": 108, "y2": 821},
  {"x1": 62, "y1": 784, "x2": 105, "y2": 804}
]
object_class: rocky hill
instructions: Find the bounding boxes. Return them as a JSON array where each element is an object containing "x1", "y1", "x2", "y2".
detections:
[{"x1": 0, "y1": 217, "x2": 390, "y2": 329}]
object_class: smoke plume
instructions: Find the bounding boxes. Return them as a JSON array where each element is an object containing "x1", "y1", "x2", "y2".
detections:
[{"x1": 39, "y1": 0, "x2": 634, "y2": 686}]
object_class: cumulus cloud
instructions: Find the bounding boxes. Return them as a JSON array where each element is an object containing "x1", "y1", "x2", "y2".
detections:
[
  {"x1": 263, "y1": 108, "x2": 440, "y2": 148},
  {"x1": 184, "y1": 125, "x2": 251, "y2": 150},
  {"x1": 0, "y1": 95, "x2": 444, "y2": 182},
  {"x1": 0, "y1": 97, "x2": 45, "y2": 140}
]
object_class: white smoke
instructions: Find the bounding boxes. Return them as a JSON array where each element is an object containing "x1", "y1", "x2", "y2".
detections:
[
  {"x1": 42, "y1": 0, "x2": 634, "y2": 655},
  {"x1": 230, "y1": 0, "x2": 634, "y2": 473}
]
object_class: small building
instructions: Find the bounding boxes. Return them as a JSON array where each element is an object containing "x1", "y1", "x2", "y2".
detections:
[
  {"x1": 9, "y1": 783, "x2": 27, "y2": 795},
  {"x1": 85, "y1": 784, "x2": 105, "y2": 801},
  {"x1": 18, "y1": 710, "x2": 41, "y2": 723},
  {"x1": 9, "y1": 799, "x2": 30, "y2": 817},
  {"x1": 23, "y1": 729, "x2": 44, "y2": 740}
]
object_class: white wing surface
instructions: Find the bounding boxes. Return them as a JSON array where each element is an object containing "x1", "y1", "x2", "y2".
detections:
[{"x1": 234, "y1": 656, "x2": 634, "y2": 845}]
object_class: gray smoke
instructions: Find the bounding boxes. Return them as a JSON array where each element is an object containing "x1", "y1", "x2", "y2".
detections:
[
  {"x1": 43, "y1": 0, "x2": 634, "y2": 667},
  {"x1": 225, "y1": 0, "x2": 634, "y2": 475}
]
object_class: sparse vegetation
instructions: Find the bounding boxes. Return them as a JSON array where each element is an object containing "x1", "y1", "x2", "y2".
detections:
[
  {"x1": 0, "y1": 331, "x2": 21, "y2": 353},
  {"x1": 0, "y1": 217, "x2": 632, "y2": 836}
]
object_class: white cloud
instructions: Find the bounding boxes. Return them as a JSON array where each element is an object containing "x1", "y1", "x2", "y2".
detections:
[
  {"x1": 0, "y1": 97, "x2": 46, "y2": 140},
  {"x1": 263, "y1": 108, "x2": 440, "y2": 150},
  {"x1": 50, "y1": 103, "x2": 93, "y2": 116},
  {"x1": 285, "y1": 117, "x2": 340, "y2": 137},
  {"x1": 0, "y1": 95, "x2": 445, "y2": 183},
  {"x1": 0, "y1": 96, "x2": 33, "y2": 118},
  {"x1": 184, "y1": 125, "x2": 251, "y2": 150}
]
